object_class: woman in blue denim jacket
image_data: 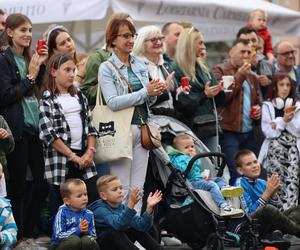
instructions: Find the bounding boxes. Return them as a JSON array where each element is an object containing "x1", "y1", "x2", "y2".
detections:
[{"x1": 99, "y1": 19, "x2": 165, "y2": 214}]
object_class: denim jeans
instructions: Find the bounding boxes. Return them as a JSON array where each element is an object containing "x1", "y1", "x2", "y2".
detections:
[
  {"x1": 220, "y1": 130, "x2": 257, "y2": 185},
  {"x1": 191, "y1": 177, "x2": 227, "y2": 207}
]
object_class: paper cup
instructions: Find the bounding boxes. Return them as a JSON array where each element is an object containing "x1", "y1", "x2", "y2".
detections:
[{"x1": 222, "y1": 75, "x2": 234, "y2": 90}]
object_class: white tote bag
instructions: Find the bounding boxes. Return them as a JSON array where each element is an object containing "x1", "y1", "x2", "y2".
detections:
[{"x1": 92, "y1": 86, "x2": 134, "y2": 164}]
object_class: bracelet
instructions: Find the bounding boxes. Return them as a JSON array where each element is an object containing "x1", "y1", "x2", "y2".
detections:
[
  {"x1": 76, "y1": 74, "x2": 84, "y2": 79},
  {"x1": 68, "y1": 151, "x2": 76, "y2": 161},
  {"x1": 88, "y1": 147, "x2": 96, "y2": 153},
  {"x1": 26, "y1": 75, "x2": 36, "y2": 85}
]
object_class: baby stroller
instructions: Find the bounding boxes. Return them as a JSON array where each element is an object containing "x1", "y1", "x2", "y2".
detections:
[{"x1": 143, "y1": 115, "x2": 261, "y2": 250}]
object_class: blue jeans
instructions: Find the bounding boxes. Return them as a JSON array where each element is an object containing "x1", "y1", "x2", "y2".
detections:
[
  {"x1": 220, "y1": 130, "x2": 257, "y2": 185},
  {"x1": 191, "y1": 177, "x2": 227, "y2": 207}
]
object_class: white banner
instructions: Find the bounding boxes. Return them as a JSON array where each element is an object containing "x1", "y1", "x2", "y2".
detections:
[
  {"x1": 0, "y1": 0, "x2": 109, "y2": 24},
  {"x1": 111, "y1": 0, "x2": 300, "y2": 41}
]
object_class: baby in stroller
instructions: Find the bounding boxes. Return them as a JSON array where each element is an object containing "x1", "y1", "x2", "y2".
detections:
[{"x1": 167, "y1": 134, "x2": 244, "y2": 217}]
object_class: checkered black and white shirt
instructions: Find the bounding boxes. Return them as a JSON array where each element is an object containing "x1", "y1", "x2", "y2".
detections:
[{"x1": 39, "y1": 90, "x2": 98, "y2": 185}]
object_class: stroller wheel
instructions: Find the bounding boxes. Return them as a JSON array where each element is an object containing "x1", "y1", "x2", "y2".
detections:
[
  {"x1": 240, "y1": 234, "x2": 258, "y2": 250},
  {"x1": 206, "y1": 233, "x2": 224, "y2": 250}
]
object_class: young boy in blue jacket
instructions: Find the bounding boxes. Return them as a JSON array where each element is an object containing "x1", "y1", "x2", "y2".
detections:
[
  {"x1": 51, "y1": 178, "x2": 99, "y2": 250},
  {"x1": 88, "y1": 175, "x2": 163, "y2": 250},
  {"x1": 168, "y1": 134, "x2": 244, "y2": 216},
  {"x1": 234, "y1": 149, "x2": 300, "y2": 237}
]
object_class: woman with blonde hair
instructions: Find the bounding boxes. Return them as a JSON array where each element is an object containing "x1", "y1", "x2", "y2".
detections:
[{"x1": 174, "y1": 27, "x2": 225, "y2": 152}]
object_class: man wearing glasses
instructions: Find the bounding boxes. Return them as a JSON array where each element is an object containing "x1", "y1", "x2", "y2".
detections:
[{"x1": 274, "y1": 41, "x2": 300, "y2": 99}]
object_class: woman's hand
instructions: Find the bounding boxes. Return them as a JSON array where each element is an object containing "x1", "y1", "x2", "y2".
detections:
[
  {"x1": 204, "y1": 81, "x2": 222, "y2": 97},
  {"x1": 147, "y1": 79, "x2": 166, "y2": 96},
  {"x1": 28, "y1": 52, "x2": 48, "y2": 79},
  {"x1": 71, "y1": 154, "x2": 85, "y2": 169},
  {"x1": 37, "y1": 45, "x2": 49, "y2": 65},
  {"x1": 81, "y1": 150, "x2": 94, "y2": 168},
  {"x1": 164, "y1": 72, "x2": 175, "y2": 91},
  {"x1": 77, "y1": 58, "x2": 88, "y2": 79},
  {"x1": 283, "y1": 110, "x2": 295, "y2": 123}
]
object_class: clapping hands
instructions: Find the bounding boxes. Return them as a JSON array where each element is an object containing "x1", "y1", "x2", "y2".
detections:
[
  {"x1": 79, "y1": 219, "x2": 89, "y2": 234},
  {"x1": 146, "y1": 190, "x2": 162, "y2": 215}
]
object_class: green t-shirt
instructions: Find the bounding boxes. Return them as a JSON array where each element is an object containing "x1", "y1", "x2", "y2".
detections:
[
  {"x1": 12, "y1": 49, "x2": 39, "y2": 135},
  {"x1": 127, "y1": 68, "x2": 148, "y2": 125},
  {"x1": 12, "y1": 49, "x2": 26, "y2": 80}
]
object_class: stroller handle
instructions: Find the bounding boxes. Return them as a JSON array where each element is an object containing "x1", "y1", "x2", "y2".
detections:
[{"x1": 183, "y1": 152, "x2": 227, "y2": 179}]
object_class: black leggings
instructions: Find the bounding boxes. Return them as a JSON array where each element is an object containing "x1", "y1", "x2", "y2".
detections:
[
  {"x1": 98, "y1": 228, "x2": 163, "y2": 250},
  {"x1": 6, "y1": 131, "x2": 48, "y2": 238}
]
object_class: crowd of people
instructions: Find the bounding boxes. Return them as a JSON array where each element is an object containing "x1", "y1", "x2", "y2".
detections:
[{"x1": 0, "y1": 6, "x2": 299, "y2": 250}]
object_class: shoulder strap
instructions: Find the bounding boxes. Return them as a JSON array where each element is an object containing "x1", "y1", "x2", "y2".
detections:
[{"x1": 108, "y1": 60, "x2": 132, "y2": 93}]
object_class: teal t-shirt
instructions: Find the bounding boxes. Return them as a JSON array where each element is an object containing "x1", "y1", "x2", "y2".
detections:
[
  {"x1": 127, "y1": 68, "x2": 148, "y2": 125},
  {"x1": 12, "y1": 49, "x2": 26, "y2": 80},
  {"x1": 242, "y1": 80, "x2": 253, "y2": 132},
  {"x1": 12, "y1": 49, "x2": 39, "y2": 135}
]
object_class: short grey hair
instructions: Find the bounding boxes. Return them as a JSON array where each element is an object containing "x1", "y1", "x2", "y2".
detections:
[{"x1": 133, "y1": 25, "x2": 163, "y2": 57}]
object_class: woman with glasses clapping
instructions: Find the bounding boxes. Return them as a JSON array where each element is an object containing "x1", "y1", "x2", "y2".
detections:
[
  {"x1": 99, "y1": 19, "x2": 165, "y2": 214},
  {"x1": 133, "y1": 25, "x2": 182, "y2": 119}
]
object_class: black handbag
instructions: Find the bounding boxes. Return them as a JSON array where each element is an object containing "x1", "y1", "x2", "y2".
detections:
[{"x1": 192, "y1": 113, "x2": 222, "y2": 140}]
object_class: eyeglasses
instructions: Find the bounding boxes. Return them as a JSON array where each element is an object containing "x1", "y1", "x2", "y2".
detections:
[
  {"x1": 116, "y1": 33, "x2": 137, "y2": 40},
  {"x1": 145, "y1": 36, "x2": 165, "y2": 43},
  {"x1": 276, "y1": 50, "x2": 297, "y2": 57}
]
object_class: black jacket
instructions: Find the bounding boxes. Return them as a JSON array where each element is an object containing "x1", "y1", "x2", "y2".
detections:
[{"x1": 0, "y1": 47, "x2": 44, "y2": 140}]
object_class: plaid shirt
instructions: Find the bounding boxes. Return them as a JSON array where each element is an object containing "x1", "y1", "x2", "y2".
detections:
[{"x1": 39, "y1": 90, "x2": 97, "y2": 185}]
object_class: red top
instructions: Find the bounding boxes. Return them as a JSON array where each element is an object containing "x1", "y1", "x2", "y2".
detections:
[{"x1": 246, "y1": 23, "x2": 273, "y2": 55}]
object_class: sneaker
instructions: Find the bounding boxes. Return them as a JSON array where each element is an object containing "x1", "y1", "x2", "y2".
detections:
[
  {"x1": 161, "y1": 236, "x2": 182, "y2": 246},
  {"x1": 221, "y1": 186, "x2": 244, "y2": 198},
  {"x1": 220, "y1": 205, "x2": 244, "y2": 217},
  {"x1": 35, "y1": 236, "x2": 51, "y2": 247}
]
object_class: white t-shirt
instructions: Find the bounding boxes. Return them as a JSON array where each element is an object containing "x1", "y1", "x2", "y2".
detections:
[{"x1": 57, "y1": 94, "x2": 83, "y2": 150}]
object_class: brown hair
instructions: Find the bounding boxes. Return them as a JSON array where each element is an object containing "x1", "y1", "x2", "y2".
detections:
[
  {"x1": 41, "y1": 53, "x2": 77, "y2": 98},
  {"x1": 45, "y1": 25, "x2": 77, "y2": 64},
  {"x1": 105, "y1": 19, "x2": 136, "y2": 48},
  {"x1": 60, "y1": 178, "x2": 85, "y2": 199},
  {"x1": 96, "y1": 175, "x2": 120, "y2": 193},
  {"x1": 3, "y1": 13, "x2": 32, "y2": 66},
  {"x1": 173, "y1": 134, "x2": 193, "y2": 150},
  {"x1": 235, "y1": 149, "x2": 255, "y2": 168},
  {"x1": 265, "y1": 73, "x2": 296, "y2": 102}
]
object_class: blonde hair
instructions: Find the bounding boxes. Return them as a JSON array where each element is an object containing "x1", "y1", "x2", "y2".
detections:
[
  {"x1": 173, "y1": 134, "x2": 193, "y2": 150},
  {"x1": 60, "y1": 178, "x2": 85, "y2": 199},
  {"x1": 96, "y1": 175, "x2": 120, "y2": 193},
  {"x1": 249, "y1": 9, "x2": 267, "y2": 21},
  {"x1": 175, "y1": 28, "x2": 208, "y2": 80}
]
